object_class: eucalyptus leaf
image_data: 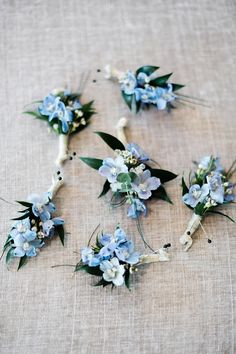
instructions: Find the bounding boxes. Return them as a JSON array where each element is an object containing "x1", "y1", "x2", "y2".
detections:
[
  {"x1": 117, "y1": 173, "x2": 131, "y2": 184},
  {"x1": 95, "y1": 131, "x2": 125, "y2": 151},
  {"x1": 98, "y1": 180, "x2": 110, "y2": 198},
  {"x1": 80, "y1": 157, "x2": 103, "y2": 170},
  {"x1": 136, "y1": 66, "x2": 159, "y2": 76}
]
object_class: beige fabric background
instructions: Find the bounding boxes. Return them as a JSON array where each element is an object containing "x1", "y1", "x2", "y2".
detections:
[{"x1": 0, "y1": 0, "x2": 236, "y2": 353}]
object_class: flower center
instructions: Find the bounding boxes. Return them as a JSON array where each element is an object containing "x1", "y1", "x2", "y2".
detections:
[
  {"x1": 192, "y1": 189, "x2": 201, "y2": 199},
  {"x1": 22, "y1": 242, "x2": 30, "y2": 251},
  {"x1": 17, "y1": 224, "x2": 27, "y2": 233},
  {"x1": 139, "y1": 183, "x2": 147, "y2": 193},
  {"x1": 111, "y1": 167, "x2": 117, "y2": 176},
  {"x1": 47, "y1": 103, "x2": 55, "y2": 112},
  {"x1": 107, "y1": 268, "x2": 117, "y2": 278}
]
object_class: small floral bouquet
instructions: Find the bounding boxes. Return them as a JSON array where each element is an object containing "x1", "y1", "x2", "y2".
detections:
[
  {"x1": 76, "y1": 226, "x2": 171, "y2": 289},
  {"x1": 80, "y1": 131, "x2": 177, "y2": 220},
  {"x1": 180, "y1": 156, "x2": 235, "y2": 251},
  {"x1": 2, "y1": 176, "x2": 65, "y2": 270},
  {"x1": 25, "y1": 88, "x2": 95, "y2": 166},
  {"x1": 105, "y1": 65, "x2": 185, "y2": 113}
]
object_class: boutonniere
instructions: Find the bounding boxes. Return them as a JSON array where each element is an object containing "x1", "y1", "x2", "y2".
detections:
[
  {"x1": 75, "y1": 226, "x2": 171, "y2": 289},
  {"x1": 180, "y1": 156, "x2": 235, "y2": 251},
  {"x1": 2, "y1": 175, "x2": 65, "y2": 270},
  {"x1": 80, "y1": 118, "x2": 177, "y2": 250},
  {"x1": 105, "y1": 65, "x2": 186, "y2": 113},
  {"x1": 25, "y1": 88, "x2": 95, "y2": 166}
]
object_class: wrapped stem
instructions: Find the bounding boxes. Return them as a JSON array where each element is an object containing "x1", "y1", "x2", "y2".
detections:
[
  {"x1": 116, "y1": 117, "x2": 128, "y2": 146},
  {"x1": 55, "y1": 134, "x2": 69, "y2": 167},
  {"x1": 179, "y1": 213, "x2": 202, "y2": 251},
  {"x1": 104, "y1": 65, "x2": 125, "y2": 81},
  {"x1": 139, "y1": 247, "x2": 170, "y2": 264},
  {"x1": 48, "y1": 175, "x2": 64, "y2": 199}
]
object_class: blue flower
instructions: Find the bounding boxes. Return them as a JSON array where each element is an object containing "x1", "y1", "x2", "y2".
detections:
[
  {"x1": 10, "y1": 219, "x2": 43, "y2": 257},
  {"x1": 132, "y1": 170, "x2": 161, "y2": 200},
  {"x1": 183, "y1": 184, "x2": 209, "y2": 208},
  {"x1": 39, "y1": 94, "x2": 60, "y2": 120},
  {"x1": 100, "y1": 257, "x2": 125, "y2": 286},
  {"x1": 127, "y1": 198, "x2": 147, "y2": 219},
  {"x1": 120, "y1": 71, "x2": 137, "y2": 95},
  {"x1": 42, "y1": 217, "x2": 64, "y2": 237},
  {"x1": 135, "y1": 86, "x2": 157, "y2": 104},
  {"x1": 98, "y1": 228, "x2": 127, "y2": 259},
  {"x1": 28, "y1": 193, "x2": 56, "y2": 222},
  {"x1": 137, "y1": 72, "x2": 150, "y2": 86},
  {"x1": 207, "y1": 172, "x2": 224, "y2": 204},
  {"x1": 81, "y1": 247, "x2": 100, "y2": 267},
  {"x1": 198, "y1": 156, "x2": 223, "y2": 172},
  {"x1": 127, "y1": 143, "x2": 149, "y2": 162},
  {"x1": 49, "y1": 101, "x2": 73, "y2": 134},
  {"x1": 99, "y1": 156, "x2": 128, "y2": 183},
  {"x1": 115, "y1": 240, "x2": 140, "y2": 265},
  {"x1": 224, "y1": 182, "x2": 235, "y2": 202},
  {"x1": 155, "y1": 84, "x2": 176, "y2": 110},
  {"x1": 72, "y1": 100, "x2": 82, "y2": 110}
]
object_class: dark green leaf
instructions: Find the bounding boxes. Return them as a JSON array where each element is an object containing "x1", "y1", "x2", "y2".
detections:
[
  {"x1": 16, "y1": 201, "x2": 33, "y2": 208},
  {"x1": 6, "y1": 247, "x2": 14, "y2": 264},
  {"x1": 121, "y1": 91, "x2": 133, "y2": 110},
  {"x1": 76, "y1": 264, "x2": 103, "y2": 276},
  {"x1": 94, "y1": 131, "x2": 125, "y2": 151},
  {"x1": 24, "y1": 111, "x2": 47, "y2": 120},
  {"x1": 124, "y1": 269, "x2": 131, "y2": 290},
  {"x1": 148, "y1": 168, "x2": 177, "y2": 183},
  {"x1": 171, "y1": 84, "x2": 185, "y2": 92},
  {"x1": 94, "y1": 278, "x2": 110, "y2": 287},
  {"x1": 12, "y1": 213, "x2": 30, "y2": 221},
  {"x1": 80, "y1": 157, "x2": 103, "y2": 170},
  {"x1": 17, "y1": 255, "x2": 28, "y2": 271},
  {"x1": 136, "y1": 66, "x2": 159, "y2": 76},
  {"x1": 152, "y1": 185, "x2": 173, "y2": 204},
  {"x1": 194, "y1": 203, "x2": 206, "y2": 216},
  {"x1": 98, "y1": 180, "x2": 110, "y2": 198},
  {"x1": 150, "y1": 73, "x2": 173, "y2": 86},
  {"x1": 181, "y1": 177, "x2": 189, "y2": 196},
  {"x1": 207, "y1": 210, "x2": 235, "y2": 223},
  {"x1": 55, "y1": 224, "x2": 65, "y2": 246}
]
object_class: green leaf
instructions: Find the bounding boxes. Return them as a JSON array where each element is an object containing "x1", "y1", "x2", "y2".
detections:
[
  {"x1": 78, "y1": 265, "x2": 103, "y2": 276},
  {"x1": 17, "y1": 255, "x2": 28, "y2": 271},
  {"x1": 121, "y1": 91, "x2": 133, "y2": 110},
  {"x1": 207, "y1": 210, "x2": 235, "y2": 223},
  {"x1": 16, "y1": 201, "x2": 33, "y2": 208},
  {"x1": 148, "y1": 168, "x2": 177, "y2": 183},
  {"x1": 24, "y1": 111, "x2": 47, "y2": 120},
  {"x1": 98, "y1": 180, "x2": 110, "y2": 198},
  {"x1": 56, "y1": 224, "x2": 65, "y2": 246},
  {"x1": 152, "y1": 185, "x2": 173, "y2": 204},
  {"x1": 194, "y1": 203, "x2": 206, "y2": 216},
  {"x1": 124, "y1": 269, "x2": 131, "y2": 290},
  {"x1": 136, "y1": 66, "x2": 159, "y2": 76},
  {"x1": 181, "y1": 177, "x2": 189, "y2": 196},
  {"x1": 171, "y1": 84, "x2": 185, "y2": 92},
  {"x1": 11, "y1": 213, "x2": 30, "y2": 221},
  {"x1": 150, "y1": 73, "x2": 173, "y2": 86},
  {"x1": 116, "y1": 173, "x2": 131, "y2": 184},
  {"x1": 94, "y1": 131, "x2": 125, "y2": 151},
  {"x1": 80, "y1": 157, "x2": 103, "y2": 170},
  {"x1": 94, "y1": 278, "x2": 110, "y2": 287},
  {"x1": 6, "y1": 247, "x2": 14, "y2": 264}
]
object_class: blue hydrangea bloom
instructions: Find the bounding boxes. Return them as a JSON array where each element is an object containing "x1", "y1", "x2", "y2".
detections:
[
  {"x1": 127, "y1": 143, "x2": 149, "y2": 162},
  {"x1": 42, "y1": 217, "x2": 64, "y2": 237},
  {"x1": 81, "y1": 247, "x2": 100, "y2": 267},
  {"x1": 115, "y1": 240, "x2": 140, "y2": 265},
  {"x1": 207, "y1": 172, "x2": 224, "y2": 204},
  {"x1": 10, "y1": 219, "x2": 42, "y2": 257},
  {"x1": 99, "y1": 156, "x2": 128, "y2": 183},
  {"x1": 28, "y1": 193, "x2": 56, "y2": 222},
  {"x1": 120, "y1": 71, "x2": 137, "y2": 95},
  {"x1": 39, "y1": 94, "x2": 60, "y2": 120},
  {"x1": 127, "y1": 198, "x2": 147, "y2": 219},
  {"x1": 132, "y1": 169, "x2": 161, "y2": 200},
  {"x1": 183, "y1": 184, "x2": 209, "y2": 208}
]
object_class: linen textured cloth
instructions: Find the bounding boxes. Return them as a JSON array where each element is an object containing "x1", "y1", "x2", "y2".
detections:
[{"x1": 0, "y1": 1, "x2": 236, "y2": 353}]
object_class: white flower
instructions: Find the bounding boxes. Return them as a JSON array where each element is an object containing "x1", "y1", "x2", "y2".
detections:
[{"x1": 100, "y1": 257, "x2": 125, "y2": 286}]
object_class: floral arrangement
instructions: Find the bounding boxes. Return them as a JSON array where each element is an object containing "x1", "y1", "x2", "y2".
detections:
[
  {"x1": 75, "y1": 226, "x2": 171, "y2": 289},
  {"x1": 2, "y1": 176, "x2": 65, "y2": 270},
  {"x1": 180, "y1": 156, "x2": 235, "y2": 251},
  {"x1": 105, "y1": 65, "x2": 185, "y2": 113},
  {"x1": 80, "y1": 130, "x2": 177, "y2": 220},
  {"x1": 25, "y1": 88, "x2": 95, "y2": 166}
]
